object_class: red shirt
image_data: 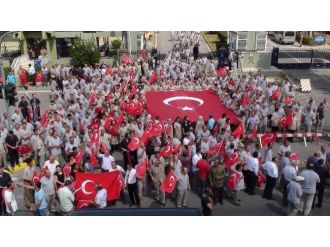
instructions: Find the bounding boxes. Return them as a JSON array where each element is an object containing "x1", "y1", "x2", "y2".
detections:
[{"x1": 197, "y1": 159, "x2": 210, "y2": 179}]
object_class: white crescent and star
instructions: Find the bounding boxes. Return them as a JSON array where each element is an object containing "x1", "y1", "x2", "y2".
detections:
[
  {"x1": 169, "y1": 176, "x2": 176, "y2": 187},
  {"x1": 81, "y1": 180, "x2": 95, "y2": 195},
  {"x1": 230, "y1": 153, "x2": 238, "y2": 161},
  {"x1": 163, "y1": 96, "x2": 204, "y2": 111}
]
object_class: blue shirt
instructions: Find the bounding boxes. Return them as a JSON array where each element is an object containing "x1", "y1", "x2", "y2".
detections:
[
  {"x1": 7, "y1": 74, "x2": 15, "y2": 85},
  {"x1": 207, "y1": 118, "x2": 215, "y2": 130},
  {"x1": 35, "y1": 188, "x2": 47, "y2": 209}
]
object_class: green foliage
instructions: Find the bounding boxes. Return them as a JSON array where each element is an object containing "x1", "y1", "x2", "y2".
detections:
[
  {"x1": 111, "y1": 39, "x2": 122, "y2": 49},
  {"x1": 70, "y1": 38, "x2": 101, "y2": 65},
  {"x1": 3, "y1": 66, "x2": 12, "y2": 77},
  {"x1": 302, "y1": 36, "x2": 313, "y2": 46}
]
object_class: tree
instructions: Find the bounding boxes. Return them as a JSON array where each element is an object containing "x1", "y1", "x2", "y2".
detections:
[
  {"x1": 111, "y1": 39, "x2": 121, "y2": 49},
  {"x1": 70, "y1": 38, "x2": 101, "y2": 65}
]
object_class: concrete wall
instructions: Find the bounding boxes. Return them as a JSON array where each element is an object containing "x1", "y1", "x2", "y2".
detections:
[{"x1": 242, "y1": 51, "x2": 272, "y2": 70}]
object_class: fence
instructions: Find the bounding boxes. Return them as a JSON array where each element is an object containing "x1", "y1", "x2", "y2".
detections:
[{"x1": 271, "y1": 47, "x2": 330, "y2": 69}]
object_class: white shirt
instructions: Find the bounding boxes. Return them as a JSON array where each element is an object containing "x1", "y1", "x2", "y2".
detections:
[
  {"x1": 4, "y1": 190, "x2": 18, "y2": 214},
  {"x1": 101, "y1": 155, "x2": 115, "y2": 171},
  {"x1": 95, "y1": 189, "x2": 107, "y2": 208},
  {"x1": 245, "y1": 156, "x2": 259, "y2": 175},
  {"x1": 57, "y1": 186, "x2": 75, "y2": 212},
  {"x1": 44, "y1": 160, "x2": 60, "y2": 175},
  {"x1": 125, "y1": 168, "x2": 137, "y2": 184},
  {"x1": 192, "y1": 153, "x2": 202, "y2": 172},
  {"x1": 263, "y1": 161, "x2": 278, "y2": 178}
]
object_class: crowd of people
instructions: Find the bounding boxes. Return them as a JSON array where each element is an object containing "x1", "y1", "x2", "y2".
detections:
[{"x1": 0, "y1": 34, "x2": 329, "y2": 216}]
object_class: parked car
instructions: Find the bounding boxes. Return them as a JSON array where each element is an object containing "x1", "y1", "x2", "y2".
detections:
[{"x1": 273, "y1": 31, "x2": 296, "y2": 44}]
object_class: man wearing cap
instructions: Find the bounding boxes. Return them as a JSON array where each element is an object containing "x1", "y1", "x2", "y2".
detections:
[
  {"x1": 300, "y1": 163, "x2": 320, "y2": 216},
  {"x1": 0, "y1": 165, "x2": 12, "y2": 215},
  {"x1": 287, "y1": 176, "x2": 304, "y2": 216},
  {"x1": 244, "y1": 151, "x2": 259, "y2": 195}
]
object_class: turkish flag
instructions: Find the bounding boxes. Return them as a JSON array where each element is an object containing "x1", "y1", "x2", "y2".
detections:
[
  {"x1": 35, "y1": 72, "x2": 43, "y2": 83},
  {"x1": 18, "y1": 145, "x2": 31, "y2": 155},
  {"x1": 122, "y1": 54, "x2": 134, "y2": 65},
  {"x1": 148, "y1": 122, "x2": 164, "y2": 138},
  {"x1": 128, "y1": 136, "x2": 143, "y2": 151},
  {"x1": 287, "y1": 110, "x2": 295, "y2": 126},
  {"x1": 241, "y1": 94, "x2": 250, "y2": 108},
  {"x1": 289, "y1": 152, "x2": 300, "y2": 161},
  {"x1": 232, "y1": 122, "x2": 245, "y2": 138},
  {"x1": 90, "y1": 130, "x2": 100, "y2": 145},
  {"x1": 217, "y1": 67, "x2": 227, "y2": 77},
  {"x1": 284, "y1": 95, "x2": 292, "y2": 105},
  {"x1": 260, "y1": 132, "x2": 277, "y2": 147},
  {"x1": 145, "y1": 120, "x2": 153, "y2": 132},
  {"x1": 252, "y1": 125, "x2": 258, "y2": 139},
  {"x1": 224, "y1": 152, "x2": 240, "y2": 169},
  {"x1": 89, "y1": 147, "x2": 99, "y2": 167},
  {"x1": 279, "y1": 116, "x2": 288, "y2": 129},
  {"x1": 270, "y1": 88, "x2": 281, "y2": 101},
  {"x1": 139, "y1": 50, "x2": 147, "y2": 60},
  {"x1": 227, "y1": 170, "x2": 241, "y2": 190},
  {"x1": 213, "y1": 124, "x2": 219, "y2": 136},
  {"x1": 207, "y1": 142, "x2": 222, "y2": 155},
  {"x1": 136, "y1": 158, "x2": 149, "y2": 179},
  {"x1": 75, "y1": 171, "x2": 124, "y2": 202},
  {"x1": 88, "y1": 91, "x2": 97, "y2": 106},
  {"x1": 148, "y1": 72, "x2": 158, "y2": 84},
  {"x1": 172, "y1": 144, "x2": 182, "y2": 155},
  {"x1": 39, "y1": 167, "x2": 48, "y2": 180},
  {"x1": 32, "y1": 171, "x2": 40, "y2": 184},
  {"x1": 73, "y1": 150, "x2": 84, "y2": 164},
  {"x1": 256, "y1": 171, "x2": 266, "y2": 187},
  {"x1": 76, "y1": 200, "x2": 92, "y2": 209},
  {"x1": 145, "y1": 90, "x2": 238, "y2": 123},
  {"x1": 160, "y1": 170, "x2": 177, "y2": 193},
  {"x1": 104, "y1": 93, "x2": 112, "y2": 102},
  {"x1": 63, "y1": 165, "x2": 71, "y2": 176},
  {"x1": 159, "y1": 142, "x2": 173, "y2": 157},
  {"x1": 40, "y1": 110, "x2": 49, "y2": 128},
  {"x1": 105, "y1": 67, "x2": 113, "y2": 76},
  {"x1": 228, "y1": 78, "x2": 236, "y2": 87},
  {"x1": 246, "y1": 85, "x2": 254, "y2": 94}
]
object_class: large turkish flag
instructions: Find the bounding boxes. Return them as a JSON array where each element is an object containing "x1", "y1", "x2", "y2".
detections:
[{"x1": 145, "y1": 90, "x2": 238, "y2": 123}]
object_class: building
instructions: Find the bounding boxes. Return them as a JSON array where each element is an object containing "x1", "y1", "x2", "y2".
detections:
[{"x1": 2, "y1": 31, "x2": 146, "y2": 66}]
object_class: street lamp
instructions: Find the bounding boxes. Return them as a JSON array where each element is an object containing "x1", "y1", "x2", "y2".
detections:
[{"x1": 0, "y1": 31, "x2": 18, "y2": 129}]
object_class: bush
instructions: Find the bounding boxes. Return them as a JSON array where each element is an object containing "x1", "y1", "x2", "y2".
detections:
[
  {"x1": 70, "y1": 38, "x2": 101, "y2": 65},
  {"x1": 3, "y1": 66, "x2": 12, "y2": 77},
  {"x1": 302, "y1": 36, "x2": 313, "y2": 46},
  {"x1": 111, "y1": 39, "x2": 122, "y2": 49}
]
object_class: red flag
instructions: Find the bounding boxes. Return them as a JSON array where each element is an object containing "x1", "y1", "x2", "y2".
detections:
[
  {"x1": 207, "y1": 142, "x2": 221, "y2": 155},
  {"x1": 63, "y1": 165, "x2": 71, "y2": 176},
  {"x1": 18, "y1": 144, "x2": 31, "y2": 155},
  {"x1": 73, "y1": 150, "x2": 84, "y2": 164},
  {"x1": 139, "y1": 50, "x2": 147, "y2": 60},
  {"x1": 217, "y1": 67, "x2": 227, "y2": 77},
  {"x1": 227, "y1": 170, "x2": 242, "y2": 190},
  {"x1": 160, "y1": 170, "x2": 177, "y2": 193},
  {"x1": 148, "y1": 122, "x2": 164, "y2": 138},
  {"x1": 90, "y1": 130, "x2": 100, "y2": 145},
  {"x1": 88, "y1": 91, "x2": 97, "y2": 106},
  {"x1": 287, "y1": 110, "x2": 295, "y2": 126},
  {"x1": 252, "y1": 125, "x2": 258, "y2": 139},
  {"x1": 241, "y1": 94, "x2": 250, "y2": 107},
  {"x1": 122, "y1": 54, "x2": 134, "y2": 65},
  {"x1": 40, "y1": 110, "x2": 49, "y2": 128},
  {"x1": 76, "y1": 200, "x2": 92, "y2": 209},
  {"x1": 75, "y1": 171, "x2": 124, "y2": 202},
  {"x1": 135, "y1": 158, "x2": 149, "y2": 179},
  {"x1": 128, "y1": 137, "x2": 143, "y2": 151},
  {"x1": 279, "y1": 116, "x2": 288, "y2": 129},
  {"x1": 284, "y1": 95, "x2": 292, "y2": 105},
  {"x1": 224, "y1": 152, "x2": 240, "y2": 169},
  {"x1": 164, "y1": 123, "x2": 173, "y2": 137},
  {"x1": 145, "y1": 120, "x2": 153, "y2": 132},
  {"x1": 289, "y1": 152, "x2": 300, "y2": 161},
  {"x1": 39, "y1": 167, "x2": 48, "y2": 180},
  {"x1": 105, "y1": 67, "x2": 113, "y2": 76},
  {"x1": 270, "y1": 88, "x2": 281, "y2": 101},
  {"x1": 89, "y1": 147, "x2": 99, "y2": 167},
  {"x1": 104, "y1": 93, "x2": 112, "y2": 102},
  {"x1": 160, "y1": 69, "x2": 166, "y2": 78},
  {"x1": 159, "y1": 142, "x2": 173, "y2": 157},
  {"x1": 148, "y1": 72, "x2": 158, "y2": 84},
  {"x1": 246, "y1": 85, "x2": 254, "y2": 94},
  {"x1": 232, "y1": 122, "x2": 245, "y2": 138},
  {"x1": 260, "y1": 132, "x2": 277, "y2": 147},
  {"x1": 218, "y1": 139, "x2": 227, "y2": 158},
  {"x1": 32, "y1": 171, "x2": 40, "y2": 184},
  {"x1": 172, "y1": 144, "x2": 182, "y2": 155},
  {"x1": 256, "y1": 171, "x2": 266, "y2": 187},
  {"x1": 213, "y1": 124, "x2": 219, "y2": 136},
  {"x1": 228, "y1": 78, "x2": 236, "y2": 87}
]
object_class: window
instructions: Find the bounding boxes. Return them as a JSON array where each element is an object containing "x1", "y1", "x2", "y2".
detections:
[
  {"x1": 256, "y1": 32, "x2": 267, "y2": 51},
  {"x1": 56, "y1": 38, "x2": 76, "y2": 58},
  {"x1": 110, "y1": 31, "x2": 116, "y2": 37},
  {"x1": 285, "y1": 31, "x2": 295, "y2": 37},
  {"x1": 137, "y1": 34, "x2": 142, "y2": 50},
  {"x1": 237, "y1": 32, "x2": 248, "y2": 51}
]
